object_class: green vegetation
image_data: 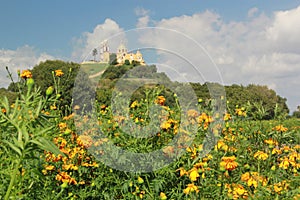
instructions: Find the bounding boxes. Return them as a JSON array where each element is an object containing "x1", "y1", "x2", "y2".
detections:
[
  {"x1": 0, "y1": 60, "x2": 299, "y2": 199},
  {"x1": 80, "y1": 62, "x2": 109, "y2": 76}
]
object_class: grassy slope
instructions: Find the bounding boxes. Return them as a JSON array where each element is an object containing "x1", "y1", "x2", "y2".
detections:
[{"x1": 80, "y1": 63, "x2": 109, "y2": 76}]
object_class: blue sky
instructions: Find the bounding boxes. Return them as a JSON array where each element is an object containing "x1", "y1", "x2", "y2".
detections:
[
  {"x1": 1, "y1": 0, "x2": 299, "y2": 57},
  {"x1": 1, "y1": 0, "x2": 300, "y2": 112}
]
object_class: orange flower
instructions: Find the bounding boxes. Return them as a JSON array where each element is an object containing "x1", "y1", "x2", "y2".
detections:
[
  {"x1": 77, "y1": 135, "x2": 93, "y2": 148},
  {"x1": 220, "y1": 156, "x2": 238, "y2": 171},
  {"x1": 55, "y1": 69, "x2": 64, "y2": 77},
  {"x1": 20, "y1": 69, "x2": 32, "y2": 79},
  {"x1": 155, "y1": 96, "x2": 166, "y2": 105},
  {"x1": 176, "y1": 167, "x2": 187, "y2": 177},
  {"x1": 56, "y1": 172, "x2": 77, "y2": 185},
  {"x1": 273, "y1": 125, "x2": 288, "y2": 132}
]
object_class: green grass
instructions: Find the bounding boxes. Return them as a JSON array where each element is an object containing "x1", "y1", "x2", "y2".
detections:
[{"x1": 80, "y1": 63, "x2": 109, "y2": 76}]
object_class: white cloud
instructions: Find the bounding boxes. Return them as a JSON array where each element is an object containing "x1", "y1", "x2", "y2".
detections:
[
  {"x1": 71, "y1": 18, "x2": 124, "y2": 62},
  {"x1": 136, "y1": 15, "x2": 150, "y2": 28},
  {"x1": 69, "y1": 6, "x2": 300, "y2": 111},
  {"x1": 248, "y1": 7, "x2": 259, "y2": 18},
  {"x1": 135, "y1": 7, "x2": 150, "y2": 16},
  {"x1": 266, "y1": 6, "x2": 300, "y2": 54},
  {"x1": 134, "y1": 7, "x2": 300, "y2": 111},
  {"x1": 0, "y1": 45, "x2": 54, "y2": 88}
]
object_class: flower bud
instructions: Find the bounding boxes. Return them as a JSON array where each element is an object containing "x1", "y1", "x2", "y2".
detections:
[
  {"x1": 26, "y1": 78, "x2": 34, "y2": 90},
  {"x1": 46, "y1": 86, "x2": 54, "y2": 96}
]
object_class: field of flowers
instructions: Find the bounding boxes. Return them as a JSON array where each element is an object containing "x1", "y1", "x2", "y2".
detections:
[{"x1": 0, "y1": 69, "x2": 299, "y2": 199}]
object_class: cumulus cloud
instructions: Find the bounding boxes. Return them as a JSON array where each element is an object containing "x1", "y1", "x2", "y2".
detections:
[
  {"x1": 70, "y1": 6, "x2": 300, "y2": 110},
  {"x1": 0, "y1": 45, "x2": 54, "y2": 88},
  {"x1": 71, "y1": 18, "x2": 124, "y2": 62},
  {"x1": 134, "y1": 7, "x2": 300, "y2": 111},
  {"x1": 266, "y1": 6, "x2": 300, "y2": 54},
  {"x1": 248, "y1": 7, "x2": 259, "y2": 18},
  {"x1": 135, "y1": 7, "x2": 150, "y2": 16}
]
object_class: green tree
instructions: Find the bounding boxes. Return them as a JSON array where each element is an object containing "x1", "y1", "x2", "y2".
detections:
[
  {"x1": 8, "y1": 60, "x2": 94, "y2": 113},
  {"x1": 92, "y1": 48, "x2": 98, "y2": 61}
]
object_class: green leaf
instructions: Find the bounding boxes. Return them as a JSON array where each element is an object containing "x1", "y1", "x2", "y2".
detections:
[
  {"x1": 2, "y1": 140, "x2": 22, "y2": 157},
  {"x1": 30, "y1": 138, "x2": 62, "y2": 156},
  {"x1": 13, "y1": 137, "x2": 24, "y2": 151}
]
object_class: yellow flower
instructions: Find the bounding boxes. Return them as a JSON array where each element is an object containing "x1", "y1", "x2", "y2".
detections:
[
  {"x1": 137, "y1": 176, "x2": 144, "y2": 184},
  {"x1": 189, "y1": 168, "x2": 200, "y2": 181},
  {"x1": 235, "y1": 108, "x2": 246, "y2": 117},
  {"x1": 273, "y1": 180, "x2": 289, "y2": 194},
  {"x1": 279, "y1": 157, "x2": 291, "y2": 169},
  {"x1": 264, "y1": 138, "x2": 278, "y2": 147},
  {"x1": 176, "y1": 167, "x2": 187, "y2": 177},
  {"x1": 130, "y1": 100, "x2": 138, "y2": 108},
  {"x1": 45, "y1": 165, "x2": 55, "y2": 171},
  {"x1": 223, "y1": 113, "x2": 231, "y2": 121},
  {"x1": 216, "y1": 140, "x2": 228, "y2": 152},
  {"x1": 272, "y1": 148, "x2": 282, "y2": 155},
  {"x1": 160, "y1": 192, "x2": 167, "y2": 200},
  {"x1": 183, "y1": 183, "x2": 199, "y2": 194},
  {"x1": 160, "y1": 120, "x2": 172, "y2": 130},
  {"x1": 254, "y1": 150, "x2": 268, "y2": 160},
  {"x1": 232, "y1": 184, "x2": 248, "y2": 199},
  {"x1": 55, "y1": 69, "x2": 64, "y2": 77},
  {"x1": 20, "y1": 69, "x2": 32, "y2": 79},
  {"x1": 273, "y1": 125, "x2": 288, "y2": 132}
]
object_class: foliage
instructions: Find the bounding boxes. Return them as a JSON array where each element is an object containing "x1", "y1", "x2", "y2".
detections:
[{"x1": 1, "y1": 64, "x2": 299, "y2": 199}]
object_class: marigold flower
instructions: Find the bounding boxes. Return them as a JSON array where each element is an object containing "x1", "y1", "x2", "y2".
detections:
[
  {"x1": 77, "y1": 135, "x2": 93, "y2": 148},
  {"x1": 20, "y1": 69, "x2": 32, "y2": 79},
  {"x1": 55, "y1": 69, "x2": 64, "y2": 77},
  {"x1": 160, "y1": 192, "x2": 167, "y2": 200},
  {"x1": 273, "y1": 125, "x2": 288, "y2": 132},
  {"x1": 254, "y1": 150, "x2": 268, "y2": 160},
  {"x1": 176, "y1": 167, "x2": 187, "y2": 177},
  {"x1": 264, "y1": 138, "x2": 278, "y2": 147},
  {"x1": 155, "y1": 96, "x2": 166, "y2": 105},
  {"x1": 241, "y1": 172, "x2": 267, "y2": 188},
  {"x1": 223, "y1": 113, "x2": 231, "y2": 121},
  {"x1": 272, "y1": 148, "x2": 282, "y2": 155},
  {"x1": 45, "y1": 165, "x2": 55, "y2": 171},
  {"x1": 220, "y1": 156, "x2": 238, "y2": 171},
  {"x1": 189, "y1": 168, "x2": 200, "y2": 181},
  {"x1": 160, "y1": 120, "x2": 172, "y2": 130},
  {"x1": 235, "y1": 108, "x2": 246, "y2": 117},
  {"x1": 183, "y1": 183, "x2": 199, "y2": 194},
  {"x1": 273, "y1": 180, "x2": 289, "y2": 194},
  {"x1": 232, "y1": 184, "x2": 248, "y2": 199}
]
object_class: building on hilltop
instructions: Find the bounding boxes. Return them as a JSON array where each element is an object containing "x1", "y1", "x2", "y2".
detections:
[
  {"x1": 116, "y1": 42, "x2": 145, "y2": 65},
  {"x1": 82, "y1": 41, "x2": 145, "y2": 65}
]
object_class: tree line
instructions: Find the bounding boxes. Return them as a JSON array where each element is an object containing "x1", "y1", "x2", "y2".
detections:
[{"x1": 1, "y1": 60, "x2": 297, "y2": 119}]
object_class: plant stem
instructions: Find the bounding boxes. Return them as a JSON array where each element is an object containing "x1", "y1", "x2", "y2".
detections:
[{"x1": 4, "y1": 158, "x2": 21, "y2": 200}]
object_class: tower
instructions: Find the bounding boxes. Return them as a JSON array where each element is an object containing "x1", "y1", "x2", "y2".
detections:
[
  {"x1": 117, "y1": 42, "x2": 127, "y2": 64},
  {"x1": 100, "y1": 40, "x2": 110, "y2": 63}
]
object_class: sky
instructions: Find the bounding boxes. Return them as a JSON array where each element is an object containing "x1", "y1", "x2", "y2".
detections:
[{"x1": 1, "y1": 0, "x2": 300, "y2": 112}]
